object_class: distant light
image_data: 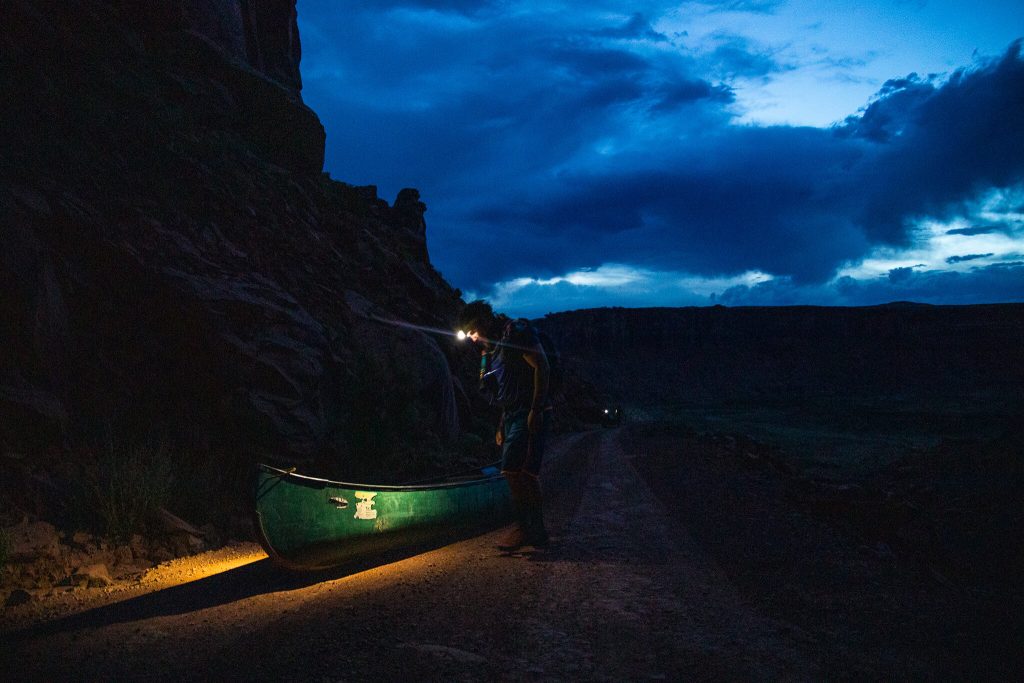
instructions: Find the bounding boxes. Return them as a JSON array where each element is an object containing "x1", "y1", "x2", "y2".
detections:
[
  {"x1": 604, "y1": 409, "x2": 609, "y2": 413},
  {"x1": 457, "y1": 330, "x2": 467, "y2": 340}
]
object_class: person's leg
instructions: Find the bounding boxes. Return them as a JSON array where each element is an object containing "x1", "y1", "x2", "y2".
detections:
[
  {"x1": 521, "y1": 410, "x2": 549, "y2": 546},
  {"x1": 498, "y1": 410, "x2": 530, "y2": 550}
]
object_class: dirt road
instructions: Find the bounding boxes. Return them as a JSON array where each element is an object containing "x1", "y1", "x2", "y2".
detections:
[{"x1": 0, "y1": 429, "x2": 894, "y2": 680}]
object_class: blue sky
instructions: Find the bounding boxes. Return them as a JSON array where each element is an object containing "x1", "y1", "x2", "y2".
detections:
[{"x1": 297, "y1": 0, "x2": 1024, "y2": 316}]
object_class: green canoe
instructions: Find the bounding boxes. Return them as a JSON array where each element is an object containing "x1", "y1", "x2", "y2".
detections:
[{"x1": 254, "y1": 464, "x2": 513, "y2": 570}]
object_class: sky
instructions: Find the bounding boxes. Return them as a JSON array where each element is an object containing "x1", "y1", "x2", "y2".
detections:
[{"x1": 296, "y1": 0, "x2": 1024, "y2": 317}]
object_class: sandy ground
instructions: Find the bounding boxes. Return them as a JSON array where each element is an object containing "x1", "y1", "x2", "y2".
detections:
[
  {"x1": 1, "y1": 429, "x2": 814, "y2": 681},
  {"x1": 3, "y1": 427, "x2": 1011, "y2": 680}
]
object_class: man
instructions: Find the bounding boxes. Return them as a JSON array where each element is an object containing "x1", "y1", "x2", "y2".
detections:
[{"x1": 461, "y1": 302, "x2": 550, "y2": 551}]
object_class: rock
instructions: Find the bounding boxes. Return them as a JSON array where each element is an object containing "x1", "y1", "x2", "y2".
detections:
[
  {"x1": 168, "y1": 533, "x2": 204, "y2": 557},
  {"x1": 158, "y1": 508, "x2": 204, "y2": 539},
  {"x1": 181, "y1": 0, "x2": 306, "y2": 93},
  {"x1": 5, "y1": 588, "x2": 33, "y2": 607},
  {"x1": 200, "y1": 523, "x2": 223, "y2": 548},
  {"x1": 7, "y1": 520, "x2": 61, "y2": 560},
  {"x1": 129, "y1": 534, "x2": 147, "y2": 556},
  {"x1": 63, "y1": 549, "x2": 89, "y2": 573},
  {"x1": 151, "y1": 547, "x2": 175, "y2": 564},
  {"x1": 392, "y1": 188, "x2": 429, "y2": 260},
  {"x1": 71, "y1": 531, "x2": 93, "y2": 547},
  {"x1": 113, "y1": 545, "x2": 134, "y2": 566},
  {"x1": 72, "y1": 563, "x2": 112, "y2": 588}
]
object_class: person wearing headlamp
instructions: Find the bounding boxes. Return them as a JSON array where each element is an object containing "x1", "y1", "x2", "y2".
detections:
[{"x1": 459, "y1": 301, "x2": 551, "y2": 551}]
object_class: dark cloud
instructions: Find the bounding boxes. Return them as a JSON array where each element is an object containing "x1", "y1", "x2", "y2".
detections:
[
  {"x1": 541, "y1": 44, "x2": 651, "y2": 78},
  {"x1": 705, "y1": 35, "x2": 791, "y2": 78},
  {"x1": 843, "y1": 40, "x2": 1024, "y2": 243},
  {"x1": 708, "y1": 0, "x2": 784, "y2": 14},
  {"x1": 464, "y1": 124, "x2": 869, "y2": 284},
  {"x1": 947, "y1": 225, "x2": 1000, "y2": 236},
  {"x1": 351, "y1": 0, "x2": 499, "y2": 14},
  {"x1": 888, "y1": 266, "x2": 916, "y2": 283},
  {"x1": 592, "y1": 13, "x2": 667, "y2": 42},
  {"x1": 651, "y1": 78, "x2": 734, "y2": 111},
  {"x1": 458, "y1": 41, "x2": 1024, "y2": 287},
  {"x1": 837, "y1": 74, "x2": 936, "y2": 143},
  {"x1": 297, "y1": 1, "x2": 1024, "y2": 305},
  {"x1": 946, "y1": 253, "x2": 994, "y2": 264}
]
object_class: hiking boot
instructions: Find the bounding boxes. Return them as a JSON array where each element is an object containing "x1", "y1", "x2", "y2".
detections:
[{"x1": 497, "y1": 524, "x2": 528, "y2": 551}]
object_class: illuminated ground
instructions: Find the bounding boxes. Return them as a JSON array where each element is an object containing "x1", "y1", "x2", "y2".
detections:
[{"x1": 2, "y1": 428, "x2": 1015, "y2": 679}]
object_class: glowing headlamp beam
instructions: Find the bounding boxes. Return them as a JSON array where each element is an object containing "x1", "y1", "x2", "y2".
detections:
[
  {"x1": 369, "y1": 315, "x2": 535, "y2": 351},
  {"x1": 370, "y1": 314, "x2": 464, "y2": 340}
]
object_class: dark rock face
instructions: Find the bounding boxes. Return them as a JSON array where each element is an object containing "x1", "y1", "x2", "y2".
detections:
[
  {"x1": 537, "y1": 304, "x2": 1024, "y2": 407},
  {"x1": 0, "y1": 0, "x2": 472, "y2": 466},
  {"x1": 392, "y1": 188, "x2": 430, "y2": 262},
  {"x1": 114, "y1": 0, "x2": 304, "y2": 94}
]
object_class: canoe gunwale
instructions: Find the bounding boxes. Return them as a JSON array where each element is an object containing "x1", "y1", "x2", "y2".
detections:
[{"x1": 257, "y1": 463, "x2": 506, "y2": 492}]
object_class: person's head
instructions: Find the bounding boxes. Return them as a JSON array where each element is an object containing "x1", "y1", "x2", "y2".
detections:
[{"x1": 458, "y1": 300, "x2": 506, "y2": 346}]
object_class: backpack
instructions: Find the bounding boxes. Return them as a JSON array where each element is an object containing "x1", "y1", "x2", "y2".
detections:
[
  {"x1": 476, "y1": 319, "x2": 564, "y2": 405},
  {"x1": 536, "y1": 329, "x2": 563, "y2": 398},
  {"x1": 503, "y1": 318, "x2": 563, "y2": 398}
]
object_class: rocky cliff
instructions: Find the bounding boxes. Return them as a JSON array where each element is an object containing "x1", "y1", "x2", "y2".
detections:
[
  {"x1": 0, "y1": 0, "x2": 476, "y2": 473},
  {"x1": 537, "y1": 304, "x2": 1024, "y2": 408}
]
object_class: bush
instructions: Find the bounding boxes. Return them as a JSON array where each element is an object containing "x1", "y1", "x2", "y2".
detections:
[{"x1": 74, "y1": 441, "x2": 175, "y2": 541}]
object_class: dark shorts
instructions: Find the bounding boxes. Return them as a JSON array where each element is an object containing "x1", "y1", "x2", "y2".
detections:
[{"x1": 501, "y1": 408, "x2": 548, "y2": 477}]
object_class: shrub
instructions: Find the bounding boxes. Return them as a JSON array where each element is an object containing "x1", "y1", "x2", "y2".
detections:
[{"x1": 75, "y1": 441, "x2": 175, "y2": 541}]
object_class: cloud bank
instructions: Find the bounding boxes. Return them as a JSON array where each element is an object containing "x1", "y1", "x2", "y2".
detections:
[{"x1": 297, "y1": 1, "x2": 1024, "y2": 315}]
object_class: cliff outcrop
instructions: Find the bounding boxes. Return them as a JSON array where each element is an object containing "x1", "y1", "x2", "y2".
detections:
[{"x1": 0, "y1": 0, "x2": 473, "y2": 471}]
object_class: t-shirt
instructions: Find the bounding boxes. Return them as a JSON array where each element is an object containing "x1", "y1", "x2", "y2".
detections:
[{"x1": 491, "y1": 322, "x2": 543, "y2": 412}]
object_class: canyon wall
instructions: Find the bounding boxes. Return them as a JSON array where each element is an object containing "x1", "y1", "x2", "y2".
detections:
[
  {"x1": 537, "y1": 304, "x2": 1024, "y2": 407},
  {"x1": 0, "y1": 0, "x2": 473, "y2": 471}
]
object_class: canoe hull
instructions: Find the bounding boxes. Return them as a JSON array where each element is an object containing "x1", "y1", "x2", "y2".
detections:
[{"x1": 254, "y1": 465, "x2": 513, "y2": 570}]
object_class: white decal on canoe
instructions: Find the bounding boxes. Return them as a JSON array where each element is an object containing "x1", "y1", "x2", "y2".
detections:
[{"x1": 354, "y1": 492, "x2": 378, "y2": 520}]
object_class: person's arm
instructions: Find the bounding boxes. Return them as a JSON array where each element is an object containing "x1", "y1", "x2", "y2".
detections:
[{"x1": 523, "y1": 344, "x2": 549, "y2": 433}]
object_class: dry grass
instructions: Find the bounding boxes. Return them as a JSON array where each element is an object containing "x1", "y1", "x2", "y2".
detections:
[{"x1": 74, "y1": 441, "x2": 176, "y2": 541}]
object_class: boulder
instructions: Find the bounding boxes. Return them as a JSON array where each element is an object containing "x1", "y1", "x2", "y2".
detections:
[
  {"x1": 71, "y1": 531, "x2": 93, "y2": 548},
  {"x1": 5, "y1": 588, "x2": 33, "y2": 607},
  {"x1": 72, "y1": 563, "x2": 113, "y2": 588},
  {"x1": 6, "y1": 520, "x2": 61, "y2": 561}
]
